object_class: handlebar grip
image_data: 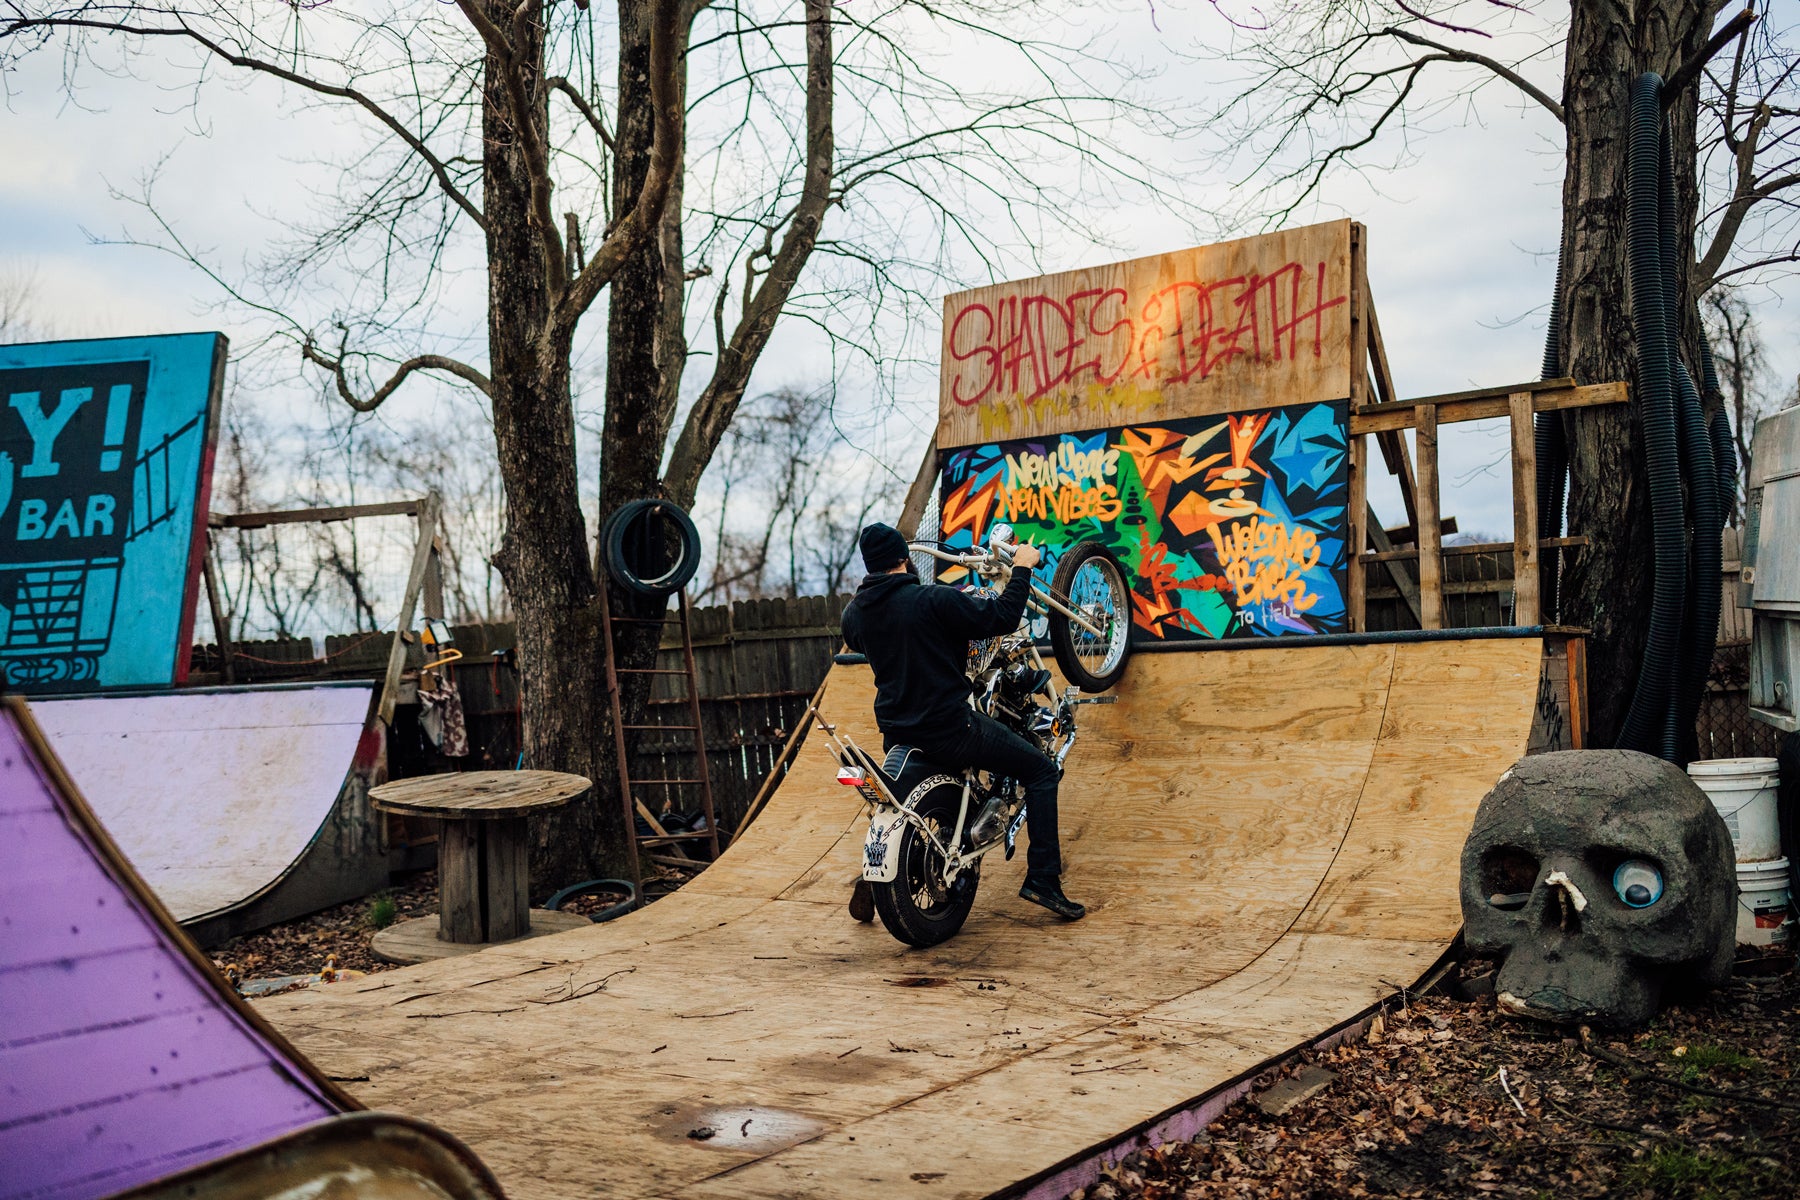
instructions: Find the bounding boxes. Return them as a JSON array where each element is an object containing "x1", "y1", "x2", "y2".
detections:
[{"x1": 833, "y1": 652, "x2": 869, "y2": 666}]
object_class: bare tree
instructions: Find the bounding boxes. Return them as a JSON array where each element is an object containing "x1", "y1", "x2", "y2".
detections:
[
  {"x1": 1202, "y1": 0, "x2": 1798, "y2": 746},
  {"x1": 693, "y1": 384, "x2": 886, "y2": 603},
  {"x1": 1705, "y1": 286, "x2": 1794, "y2": 514},
  {"x1": 3, "y1": 0, "x2": 1194, "y2": 884},
  {"x1": 0, "y1": 259, "x2": 49, "y2": 343}
]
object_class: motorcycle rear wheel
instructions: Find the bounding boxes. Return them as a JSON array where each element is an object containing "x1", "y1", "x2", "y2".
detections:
[
  {"x1": 872, "y1": 782, "x2": 980, "y2": 947},
  {"x1": 1048, "y1": 540, "x2": 1133, "y2": 692}
]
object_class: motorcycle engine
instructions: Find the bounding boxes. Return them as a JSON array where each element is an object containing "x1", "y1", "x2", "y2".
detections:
[{"x1": 994, "y1": 661, "x2": 1054, "y2": 742}]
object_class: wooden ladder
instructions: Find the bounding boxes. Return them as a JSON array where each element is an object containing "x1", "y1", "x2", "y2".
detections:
[{"x1": 600, "y1": 586, "x2": 722, "y2": 884}]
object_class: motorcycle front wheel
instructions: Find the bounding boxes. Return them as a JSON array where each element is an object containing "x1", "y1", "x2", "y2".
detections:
[
  {"x1": 872, "y1": 781, "x2": 981, "y2": 947},
  {"x1": 1048, "y1": 539, "x2": 1133, "y2": 692}
]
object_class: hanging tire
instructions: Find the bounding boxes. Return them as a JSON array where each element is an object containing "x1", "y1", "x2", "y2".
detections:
[
  {"x1": 600, "y1": 499, "x2": 702, "y2": 597},
  {"x1": 1048, "y1": 540, "x2": 1133, "y2": 692},
  {"x1": 871, "y1": 779, "x2": 981, "y2": 947}
]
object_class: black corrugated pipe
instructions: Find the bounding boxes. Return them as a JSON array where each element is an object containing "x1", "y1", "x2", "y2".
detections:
[
  {"x1": 1535, "y1": 253, "x2": 1569, "y2": 619},
  {"x1": 1712, "y1": 406, "x2": 1737, "y2": 519},
  {"x1": 1616, "y1": 72, "x2": 1689, "y2": 759},
  {"x1": 1675, "y1": 354, "x2": 1721, "y2": 764}
]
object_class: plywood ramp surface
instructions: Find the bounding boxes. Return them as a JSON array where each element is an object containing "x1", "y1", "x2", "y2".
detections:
[
  {"x1": 35, "y1": 684, "x2": 375, "y2": 923},
  {"x1": 263, "y1": 640, "x2": 1540, "y2": 1199}
]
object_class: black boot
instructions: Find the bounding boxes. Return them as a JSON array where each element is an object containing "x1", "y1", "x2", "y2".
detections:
[
  {"x1": 848, "y1": 877, "x2": 875, "y2": 923},
  {"x1": 1019, "y1": 875, "x2": 1085, "y2": 920}
]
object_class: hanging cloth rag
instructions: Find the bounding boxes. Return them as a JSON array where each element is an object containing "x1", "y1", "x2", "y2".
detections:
[{"x1": 418, "y1": 675, "x2": 470, "y2": 757}]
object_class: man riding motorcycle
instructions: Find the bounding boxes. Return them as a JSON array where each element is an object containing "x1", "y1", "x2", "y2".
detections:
[{"x1": 840, "y1": 522, "x2": 1086, "y2": 922}]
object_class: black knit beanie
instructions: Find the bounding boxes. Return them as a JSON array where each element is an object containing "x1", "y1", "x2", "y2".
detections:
[{"x1": 858, "y1": 523, "x2": 909, "y2": 572}]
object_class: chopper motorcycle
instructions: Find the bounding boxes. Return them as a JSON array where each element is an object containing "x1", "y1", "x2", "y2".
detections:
[{"x1": 820, "y1": 524, "x2": 1132, "y2": 946}]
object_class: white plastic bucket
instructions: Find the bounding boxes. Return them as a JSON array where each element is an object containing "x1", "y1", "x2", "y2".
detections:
[
  {"x1": 1688, "y1": 757, "x2": 1782, "y2": 862},
  {"x1": 1736, "y1": 857, "x2": 1794, "y2": 948}
]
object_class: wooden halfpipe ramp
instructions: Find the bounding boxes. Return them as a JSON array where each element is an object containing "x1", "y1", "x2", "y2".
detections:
[
  {"x1": 34, "y1": 682, "x2": 387, "y2": 947},
  {"x1": 261, "y1": 637, "x2": 1541, "y2": 1199}
]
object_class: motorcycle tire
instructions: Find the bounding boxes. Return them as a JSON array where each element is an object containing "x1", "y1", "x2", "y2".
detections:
[
  {"x1": 1048, "y1": 539, "x2": 1133, "y2": 692},
  {"x1": 600, "y1": 499, "x2": 702, "y2": 598},
  {"x1": 872, "y1": 779, "x2": 981, "y2": 947}
]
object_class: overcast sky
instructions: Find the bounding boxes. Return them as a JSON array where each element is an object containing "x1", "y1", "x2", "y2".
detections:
[{"x1": 3, "y1": 1, "x2": 1794, "y2": 558}]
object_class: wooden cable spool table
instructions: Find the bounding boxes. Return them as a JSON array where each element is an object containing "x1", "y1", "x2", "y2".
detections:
[{"x1": 370, "y1": 770, "x2": 590, "y2": 951}]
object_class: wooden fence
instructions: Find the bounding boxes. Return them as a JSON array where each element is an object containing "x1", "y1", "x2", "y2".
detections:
[
  {"x1": 188, "y1": 531, "x2": 1783, "y2": 838},
  {"x1": 189, "y1": 594, "x2": 851, "y2": 839}
]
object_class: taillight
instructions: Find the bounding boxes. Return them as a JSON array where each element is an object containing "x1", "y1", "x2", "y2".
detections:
[{"x1": 837, "y1": 766, "x2": 867, "y2": 787}]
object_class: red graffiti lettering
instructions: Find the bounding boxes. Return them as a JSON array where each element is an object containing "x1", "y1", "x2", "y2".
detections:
[{"x1": 945, "y1": 260, "x2": 1347, "y2": 409}]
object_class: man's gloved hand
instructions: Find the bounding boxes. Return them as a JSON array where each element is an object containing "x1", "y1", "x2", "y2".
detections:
[{"x1": 1012, "y1": 541, "x2": 1042, "y2": 570}]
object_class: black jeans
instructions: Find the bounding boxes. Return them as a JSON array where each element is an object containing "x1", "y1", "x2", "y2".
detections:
[{"x1": 910, "y1": 711, "x2": 1062, "y2": 880}]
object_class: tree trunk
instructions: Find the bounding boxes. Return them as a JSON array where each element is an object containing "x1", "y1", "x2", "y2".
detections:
[
  {"x1": 476, "y1": 1, "x2": 621, "y2": 890},
  {"x1": 1555, "y1": 0, "x2": 1717, "y2": 747},
  {"x1": 576, "y1": 0, "x2": 700, "y2": 891}
]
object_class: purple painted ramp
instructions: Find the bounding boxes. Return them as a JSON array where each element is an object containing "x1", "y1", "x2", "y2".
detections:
[{"x1": 0, "y1": 700, "x2": 347, "y2": 1200}]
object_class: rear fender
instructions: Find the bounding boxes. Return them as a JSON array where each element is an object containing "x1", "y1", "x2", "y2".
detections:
[{"x1": 862, "y1": 774, "x2": 962, "y2": 882}]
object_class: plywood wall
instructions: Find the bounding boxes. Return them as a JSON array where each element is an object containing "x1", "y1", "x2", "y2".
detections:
[{"x1": 937, "y1": 220, "x2": 1353, "y2": 448}]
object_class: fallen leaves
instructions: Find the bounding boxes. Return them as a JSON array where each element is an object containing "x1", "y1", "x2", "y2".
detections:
[{"x1": 1064, "y1": 960, "x2": 1800, "y2": 1199}]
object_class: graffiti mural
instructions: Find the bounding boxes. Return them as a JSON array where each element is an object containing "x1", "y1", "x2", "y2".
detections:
[
  {"x1": 0, "y1": 334, "x2": 224, "y2": 691},
  {"x1": 937, "y1": 401, "x2": 1348, "y2": 641}
]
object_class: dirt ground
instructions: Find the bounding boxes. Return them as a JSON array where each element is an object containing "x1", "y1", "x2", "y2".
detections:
[
  {"x1": 208, "y1": 871, "x2": 644, "y2": 983},
  {"x1": 217, "y1": 895, "x2": 1797, "y2": 1199},
  {"x1": 1066, "y1": 957, "x2": 1800, "y2": 1200}
]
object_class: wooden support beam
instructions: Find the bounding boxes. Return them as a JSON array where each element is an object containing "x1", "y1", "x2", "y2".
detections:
[
  {"x1": 1361, "y1": 536, "x2": 1588, "y2": 564},
  {"x1": 1509, "y1": 391, "x2": 1541, "y2": 626},
  {"x1": 897, "y1": 436, "x2": 939, "y2": 538},
  {"x1": 1415, "y1": 404, "x2": 1443, "y2": 630},
  {"x1": 201, "y1": 534, "x2": 234, "y2": 685},
  {"x1": 378, "y1": 491, "x2": 440, "y2": 726},
  {"x1": 1347, "y1": 224, "x2": 1369, "y2": 634},
  {"x1": 211, "y1": 499, "x2": 421, "y2": 529},
  {"x1": 1348, "y1": 434, "x2": 1368, "y2": 632},
  {"x1": 423, "y1": 539, "x2": 445, "y2": 623},
  {"x1": 1350, "y1": 380, "x2": 1626, "y2": 434},
  {"x1": 1365, "y1": 507, "x2": 1422, "y2": 627},
  {"x1": 1383, "y1": 516, "x2": 1458, "y2": 546},
  {"x1": 1363, "y1": 290, "x2": 1420, "y2": 530}
]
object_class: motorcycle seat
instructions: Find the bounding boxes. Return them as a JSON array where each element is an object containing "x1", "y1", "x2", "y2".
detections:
[{"x1": 879, "y1": 744, "x2": 948, "y2": 799}]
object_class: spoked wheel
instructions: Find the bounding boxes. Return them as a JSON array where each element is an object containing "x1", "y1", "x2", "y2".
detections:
[
  {"x1": 1048, "y1": 540, "x2": 1133, "y2": 692},
  {"x1": 872, "y1": 780, "x2": 980, "y2": 947}
]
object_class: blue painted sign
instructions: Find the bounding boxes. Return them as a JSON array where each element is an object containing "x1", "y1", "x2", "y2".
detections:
[{"x1": 0, "y1": 334, "x2": 224, "y2": 691}]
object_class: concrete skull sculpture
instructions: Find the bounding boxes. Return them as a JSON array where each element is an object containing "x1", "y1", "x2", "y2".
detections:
[{"x1": 1461, "y1": 750, "x2": 1735, "y2": 1028}]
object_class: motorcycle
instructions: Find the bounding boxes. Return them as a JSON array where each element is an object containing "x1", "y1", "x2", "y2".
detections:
[{"x1": 820, "y1": 525, "x2": 1133, "y2": 946}]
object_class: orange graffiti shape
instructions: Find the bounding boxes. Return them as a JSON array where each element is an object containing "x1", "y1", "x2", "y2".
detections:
[{"x1": 940, "y1": 474, "x2": 1000, "y2": 542}]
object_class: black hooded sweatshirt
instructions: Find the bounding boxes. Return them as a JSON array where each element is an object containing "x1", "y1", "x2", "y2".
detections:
[{"x1": 840, "y1": 566, "x2": 1034, "y2": 746}]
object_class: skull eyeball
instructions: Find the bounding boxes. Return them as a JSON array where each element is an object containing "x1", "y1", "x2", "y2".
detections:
[{"x1": 1460, "y1": 750, "x2": 1736, "y2": 1029}]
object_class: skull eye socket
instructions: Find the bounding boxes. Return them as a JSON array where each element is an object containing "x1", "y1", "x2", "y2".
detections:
[
  {"x1": 1612, "y1": 860, "x2": 1664, "y2": 908},
  {"x1": 1481, "y1": 847, "x2": 1539, "y2": 910}
]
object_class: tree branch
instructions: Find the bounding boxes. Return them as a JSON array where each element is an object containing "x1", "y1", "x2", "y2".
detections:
[
  {"x1": 1383, "y1": 26, "x2": 1564, "y2": 123},
  {"x1": 546, "y1": 74, "x2": 615, "y2": 151},
  {"x1": 454, "y1": 0, "x2": 566, "y2": 295},
  {"x1": 1663, "y1": 7, "x2": 1758, "y2": 108},
  {"x1": 663, "y1": 0, "x2": 834, "y2": 508},
  {"x1": 552, "y1": 0, "x2": 682, "y2": 339},
  {"x1": 1, "y1": 13, "x2": 489, "y2": 233},
  {"x1": 302, "y1": 328, "x2": 492, "y2": 412}
]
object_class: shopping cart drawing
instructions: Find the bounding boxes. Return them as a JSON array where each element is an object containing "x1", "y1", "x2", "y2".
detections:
[{"x1": 0, "y1": 359, "x2": 203, "y2": 688}]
